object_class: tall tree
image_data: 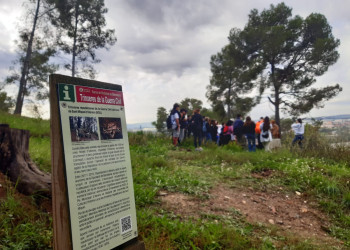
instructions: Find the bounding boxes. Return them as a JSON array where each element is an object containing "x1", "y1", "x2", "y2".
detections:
[
  {"x1": 179, "y1": 98, "x2": 203, "y2": 115},
  {"x1": 152, "y1": 107, "x2": 167, "y2": 133},
  {"x1": 211, "y1": 101, "x2": 227, "y2": 122},
  {"x1": 51, "y1": 0, "x2": 117, "y2": 78},
  {"x1": 237, "y1": 3, "x2": 341, "y2": 126},
  {"x1": 207, "y1": 37, "x2": 261, "y2": 119},
  {"x1": 8, "y1": 0, "x2": 57, "y2": 115}
]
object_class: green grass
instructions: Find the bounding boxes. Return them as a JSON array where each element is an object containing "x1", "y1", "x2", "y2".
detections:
[
  {"x1": 137, "y1": 208, "x2": 256, "y2": 249},
  {"x1": 130, "y1": 132, "x2": 350, "y2": 248},
  {"x1": 0, "y1": 111, "x2": 50, "y2": 137},
  {"x1": 2, "y1": 114, "x2": 350, "y2": 249},
  {"x1": 0, "y1": 111, "x2": 51, "y2": 172},
  {"x1": 29, "y1": 137, "x2": 51, "y2": 173},
  {"x1": 0, "y1": 182, "x2": 52, "y2": 249}
]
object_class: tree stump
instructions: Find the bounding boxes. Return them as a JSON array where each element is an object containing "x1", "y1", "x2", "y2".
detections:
[{"x1": 0, "y1": 124, "x2": 51, "y2": 196}]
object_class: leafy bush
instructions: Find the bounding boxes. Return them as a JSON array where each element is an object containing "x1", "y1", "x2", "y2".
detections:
[{"x1": 285, "y1": 124, "x2": 350, "y2": 166}]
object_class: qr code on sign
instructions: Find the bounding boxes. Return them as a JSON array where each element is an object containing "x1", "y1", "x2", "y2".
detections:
[{"x1": 120, "y1": 215, "x2": 132, "y2": 234}]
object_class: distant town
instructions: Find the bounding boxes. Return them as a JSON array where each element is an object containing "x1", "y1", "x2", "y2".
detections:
[
  {"x1": 320, "y1": 119, "x2": 350, "y2": 129},
  {"x1": 303, "y1": 114, "x2": 350, "y2": 129},
  {"x1": 304, "y1": 115, "x2": 350, "y2": 142}
]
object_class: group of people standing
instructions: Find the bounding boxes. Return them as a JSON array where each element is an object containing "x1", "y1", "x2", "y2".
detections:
[
  {"x1": 169, "y1": 103, "x2": 305, "y2": 151},
  {"x1": 169, "y1": 103, "x2": 205, "y2": 150}
]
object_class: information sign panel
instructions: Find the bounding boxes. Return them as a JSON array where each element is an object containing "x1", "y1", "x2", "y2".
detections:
[{"x1": 51, "y1": 75, "x2": 138, "y2": 250}]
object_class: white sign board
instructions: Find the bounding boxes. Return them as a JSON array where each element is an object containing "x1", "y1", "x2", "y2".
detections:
[{"x1": 57, "y1": 83, "x2": 137, "y2": 250}]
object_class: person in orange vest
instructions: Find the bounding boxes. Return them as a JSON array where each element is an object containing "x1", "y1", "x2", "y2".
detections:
[{"x1": 255, "y1": 117, "x2": 264, "y2": 149}]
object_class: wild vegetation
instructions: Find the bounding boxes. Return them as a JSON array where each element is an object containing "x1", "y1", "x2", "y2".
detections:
[{"x1": 1, "y1": 112, "x2": 350, "y2": 249}]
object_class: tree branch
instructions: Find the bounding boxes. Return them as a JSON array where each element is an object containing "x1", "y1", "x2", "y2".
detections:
[
  {"x1": 38, "y1": 7, "x2": 57, "y2": 18},
  {"x1": 268, "y1": 96, "x2": 275, "y2": 105}
]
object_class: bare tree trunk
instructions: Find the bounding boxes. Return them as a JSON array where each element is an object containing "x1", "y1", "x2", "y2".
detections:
[
  {"x1": 14, "y1": 0, "x2": 41, "y2": 115},
  {"x1": 270, "y1": 61, "x2": 282, "y2": 136},
  {"x1": 227, "y1": 78, "x2": 232, "y2": 119},
  {"x1": 71, "y1": 1, "x2": 79, "y2": 77},
  {"x1": 274, "y1": 89, "x2": 281, "y2": 135},
  {"x1": 0, "y1": 124, "x2": 51, "y2": 196}
]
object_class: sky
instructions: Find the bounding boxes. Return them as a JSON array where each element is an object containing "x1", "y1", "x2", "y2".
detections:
[{"x1": 0, "y1": 0, "x2": 349, "y2": 123}]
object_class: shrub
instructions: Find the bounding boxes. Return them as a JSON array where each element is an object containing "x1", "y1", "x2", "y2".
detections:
[{"x1": 285, "y1": 124, "x2": 350, "y2": 166}]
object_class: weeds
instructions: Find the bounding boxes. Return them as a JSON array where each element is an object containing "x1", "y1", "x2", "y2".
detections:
[
  {"x1": 137, "y1": 208, "x2": 255, "y2": 249},
  {"x1": 29, "y1": 137, "x2": 51, "y2": 173},
  {"x1": 127, "y1": 131, "x2": 350, "y2": 247},
  {"x1": 285, "y1": 124, "x2": 350, "y2": 166},
  {"x1": 0, "y1": 180, "x2": 52, "y2": 249},
  {"x1": 343, "y1": 192, "x2": 350, "y2": 209},
  {"x1": 2, "y1": 114, "x2": 350, "y2": 248},
  {"x1": 0, "y1": 111, "x2": 50, "y2": 137}
]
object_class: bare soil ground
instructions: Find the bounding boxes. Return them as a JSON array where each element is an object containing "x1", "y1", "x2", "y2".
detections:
[{"x1": 159, "y1": 181, "x2": 343, "y2": 247}]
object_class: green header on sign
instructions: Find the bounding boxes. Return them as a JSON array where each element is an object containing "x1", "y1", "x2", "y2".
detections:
[{"x1": 58, "y1": 84, "x2": 75, "y2": 102}]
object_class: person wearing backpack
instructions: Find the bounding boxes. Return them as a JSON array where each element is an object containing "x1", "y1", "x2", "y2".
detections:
[
  {"x1": 170, "y1": 103, "x2": 180, "y2": 147},
  {"x1": 191, "y1": 108, "x2": 203, "y2": 151},
  {"x1": 259, "y1": 116, "x2": 273, "y2": 151}
]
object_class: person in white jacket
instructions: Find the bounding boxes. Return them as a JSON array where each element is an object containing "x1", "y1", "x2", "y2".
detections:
[
  {"x1": 291, "y1": 118, "x2": 305, "y2": 148},
  {"x1": 259, "y1": 116, "x2": 273, "y2": 151}
]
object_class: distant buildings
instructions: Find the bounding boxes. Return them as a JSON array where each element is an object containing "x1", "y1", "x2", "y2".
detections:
[{"x1": 321, "y1": 119, "x2": 350, "y2": 129}]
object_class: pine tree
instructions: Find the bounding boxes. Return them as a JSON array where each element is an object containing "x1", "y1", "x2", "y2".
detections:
[
  {"x1": 237, "y1": 3, "x2": 341, "y2": 126},
  {"x1": 7, "y1": 0, "x2": 58, "y2": 115},
  {"x1": 51, "y1": 0, "x2": 117, "y2": 78},
  {"x1": 207, "y1": 37, "x2": 261, "y2": 119}
]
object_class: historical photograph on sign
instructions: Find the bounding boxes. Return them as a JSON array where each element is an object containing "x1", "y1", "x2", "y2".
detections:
[
  {"x1": 69, "y1": 116, "x2": 99, "y2": 142},
  {"x1": 99, "y1": 117, "x2": 123, "y2": 140}
]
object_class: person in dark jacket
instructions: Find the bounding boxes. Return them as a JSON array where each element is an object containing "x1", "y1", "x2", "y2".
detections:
[
  {"x1": 191, "y1": 108, "x2": 203, "y2": 151},
  {"x1": 209, "y1": 120, "x2": 218, "y2": 143},
  {"x1": 234, "y1": 114, "x2": 244, "y2": 146},
  {"x1": 242, "y1": 116, "x2": 256, "y2": 152},
  {"x1": 187, "y1": 115, "x2": 193, "y2": 138},
  {"x1": 203, "y1": 117, "x2": 211, "y2": 142}
]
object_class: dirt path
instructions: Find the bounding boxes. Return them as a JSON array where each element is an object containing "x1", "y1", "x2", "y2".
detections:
[{"x1": 159, "y1": 184, "x2": 343, "y2": 247}]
